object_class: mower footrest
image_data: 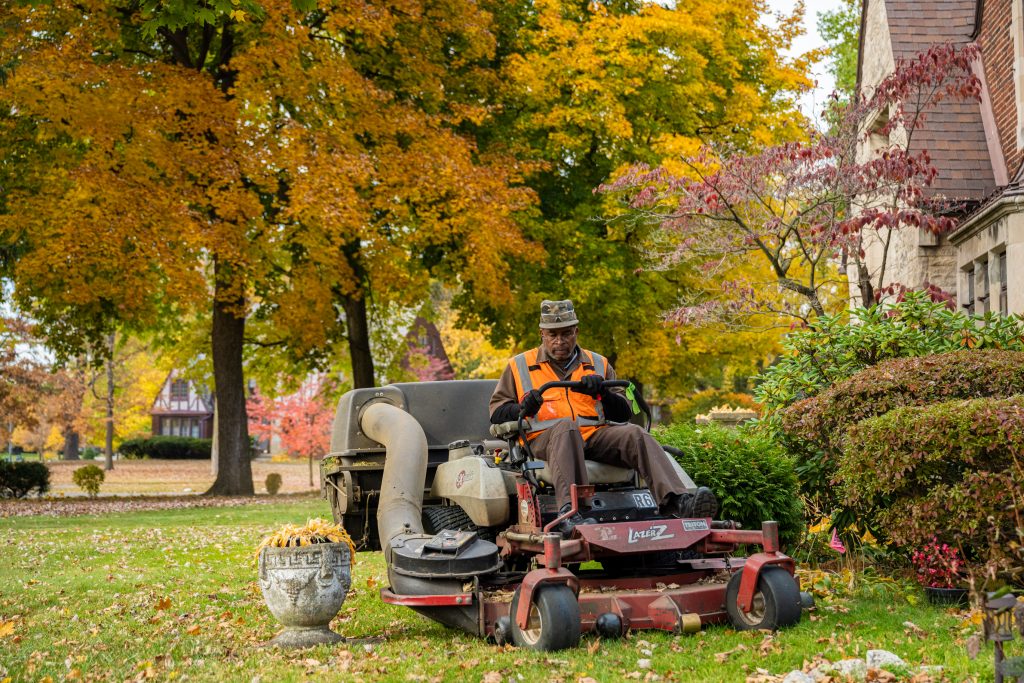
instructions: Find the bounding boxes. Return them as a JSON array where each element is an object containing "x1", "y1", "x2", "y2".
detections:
[{"x1": 380, "y1": 588, "x2": 474, "y2": 607}]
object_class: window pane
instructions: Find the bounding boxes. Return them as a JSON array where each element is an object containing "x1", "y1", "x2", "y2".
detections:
[
  {"x1": 170, "y1": 380, "x2": 189, "y2": 401},
  {"x1": 1000, "y1": 252, "x2": 1008, "y2": 315}
]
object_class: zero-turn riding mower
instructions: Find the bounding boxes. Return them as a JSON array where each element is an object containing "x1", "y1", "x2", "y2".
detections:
[{"x1": 321, "y1": 379, "x2": 809, "y2": 651}]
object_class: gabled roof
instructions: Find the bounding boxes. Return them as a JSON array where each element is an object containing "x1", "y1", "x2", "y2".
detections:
[{"x1": 857, "y1": 0, "x2": 996, "y2": 202}]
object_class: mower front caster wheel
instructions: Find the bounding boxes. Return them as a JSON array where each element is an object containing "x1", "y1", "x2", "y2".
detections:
[
  {"x1": 509, "y1": 584, "x2": 581, "y2": 651},
  {"x1": 725, "y1": 566, "x2": 802, "y2": 631}
]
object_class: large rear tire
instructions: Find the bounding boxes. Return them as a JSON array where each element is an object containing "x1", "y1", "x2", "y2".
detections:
[
  {"x1": 509, "y1": 584, "x2": 581, "y2": 651},
  {"x1": 421, "y1": 505, "x2": 496, "y2": 542},
  {"x1": 725, "y1": 565, "x2": 802, "y2": 631}
]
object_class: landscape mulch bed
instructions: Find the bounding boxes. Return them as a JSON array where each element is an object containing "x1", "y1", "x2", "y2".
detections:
[{"x1": 0, "y1": 493, "x2": 319, "y2": 518}]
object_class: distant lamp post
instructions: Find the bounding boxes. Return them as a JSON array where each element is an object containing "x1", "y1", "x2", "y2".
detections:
[{"x1": 983, "y1": 593, "x2": 1023, "y2": 683}]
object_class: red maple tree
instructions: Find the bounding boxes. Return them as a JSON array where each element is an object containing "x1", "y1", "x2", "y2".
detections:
[
  {"x1": 247, "y1": 375, "x2": 336, "y2": 486},
  {"x1": 603, "y1": 43, "x2": 981, "y2": 325}
]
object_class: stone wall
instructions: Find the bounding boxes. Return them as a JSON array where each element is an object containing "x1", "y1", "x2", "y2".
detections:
[{"x1": 951, "y1": 199, "x2": 1024, "y2": 315}]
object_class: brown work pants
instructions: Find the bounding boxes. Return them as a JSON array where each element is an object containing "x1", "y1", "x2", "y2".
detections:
[{"x1": 529, "y1": 420, "x2": 687, "y2": 508}]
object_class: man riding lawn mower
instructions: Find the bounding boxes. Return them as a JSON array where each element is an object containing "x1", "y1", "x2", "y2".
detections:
[
  {"x1": 489, "y1": 299, "x2": 719, "y2": 538},
  {"x1": 320, "y1": 299, "x2": 810, "y2": 651}
]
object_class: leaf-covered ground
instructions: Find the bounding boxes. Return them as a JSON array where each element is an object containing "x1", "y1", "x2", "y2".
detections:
[
  {"x1": 0, "y1": 492, "x2": 314, "y2": 519},
  {"x1": 0, "y1": 498, "x2": 993, "y2": 682},
  {"x1": 35, "y1": 458, "x2": 317, "y2": 497}
]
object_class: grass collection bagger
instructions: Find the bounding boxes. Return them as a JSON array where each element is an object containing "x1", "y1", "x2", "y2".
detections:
[{"x1": 320, "y1": 379, "x2": 810, "y2": 651}]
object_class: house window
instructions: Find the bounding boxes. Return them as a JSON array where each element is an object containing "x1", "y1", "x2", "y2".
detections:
[
  {"x1": 978, "y1": 259, "x2": 990, "y2": 314},
  {"x1": 963, "y1": 267, "x2": 976, "y2": 314},
  {"x1": 999, "y1": 251, "x2": 1008, "y2": 315},
  {"x1": 162, "y1": 418, "x2": 200, "y2": 438},
  {"x1": 170, "y1": 380, "x2": 189, "y2": 402}
]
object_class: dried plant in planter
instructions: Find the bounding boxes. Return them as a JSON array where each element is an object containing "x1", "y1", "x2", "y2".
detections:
[{"x1": 256, "y1": 518, "x2": 356, "y2": 561}]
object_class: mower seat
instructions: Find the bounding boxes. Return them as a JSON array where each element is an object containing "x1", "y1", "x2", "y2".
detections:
[
  {"x1": 488, "y1": 421, "x2": 636, "y2": 484},
  {"x1": 536, "y1": 461, "x2": 635, "y2": 486}
]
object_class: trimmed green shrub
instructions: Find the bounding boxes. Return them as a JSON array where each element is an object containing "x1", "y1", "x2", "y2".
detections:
[
  {"x1": 755, "y1": 292, "x2": 1024, "y2": 423},
  {"x1": 119, "y1": 436, "x2": 212, "y2": 460},
  {"x1": 72, "y1": 464, "x2": 104, "y2": 498},
  {"x1": 656, "y1": 423, "x2": 803, "y2": 548},
  {"x1": 776, "y1": 349, "x2": 1024, "y2": 516},
  {"x1": 839, "y1": 396, "x2": 1024, "y2": 580},
  {"x1": 0, "y1": 461, "x2": 50, "y2": 498},
  {"x1": 783, "y1": 349, "x2": 1024, "y2": 455},
  {"x1": 82, "y1": 447, "x2": 100, "y2": 461},
  {"x1": 265, "y1": 472, "x2": 283, "y2": 496}
]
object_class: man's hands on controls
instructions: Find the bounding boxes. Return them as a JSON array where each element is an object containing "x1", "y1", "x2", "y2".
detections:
[
  {"x1": 519, "y1": 389, "x2": 544, "y2": 417},
  {"x1": 578, "y1": 374, "x2": 604, "y2": 397}
]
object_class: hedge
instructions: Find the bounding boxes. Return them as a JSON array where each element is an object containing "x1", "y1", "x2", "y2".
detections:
[
  {"x1": 755, "y1": 292, "x2": 1024, "y2": 421},
  {"x1": 782, "y1": 349, "x2": 1024, "y2": 456},
  {"x1": 839, "y1": 396, "x2": 1024, "y2": 579},
  {"x1": 119, "y1": 436, "x2": 212, "y2": 460},
  {"x1": 0, "y1": 461, "x2": 50, "y2": 498},
  {"x1": 656, "y1": 423, "x2": 803, "y2": 548}
]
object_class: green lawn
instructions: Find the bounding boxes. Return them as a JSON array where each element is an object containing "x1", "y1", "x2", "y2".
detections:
[{"x1": 0, "y1": 499, "x2": 992, "y2": 682}]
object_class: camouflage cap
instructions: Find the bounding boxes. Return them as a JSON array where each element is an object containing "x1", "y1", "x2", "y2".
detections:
[{"x1": 539, "y1": 299, "x2": 579, "y2": 329}]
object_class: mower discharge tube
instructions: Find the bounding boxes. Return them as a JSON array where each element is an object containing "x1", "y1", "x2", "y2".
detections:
[{"x1": 360, "y1": 400, "x2": 482, "y2": 636}]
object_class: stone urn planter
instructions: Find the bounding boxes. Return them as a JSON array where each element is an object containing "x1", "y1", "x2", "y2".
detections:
[{"x1": 256, "y1": 519, "x2": 355, "y2": 649}]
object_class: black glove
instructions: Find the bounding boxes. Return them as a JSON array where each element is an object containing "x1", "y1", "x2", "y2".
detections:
[
  {"x1": 519, "y1": 389, "x2": 544, "y2": 417},
  {"x1": 577, "y1": 374, "x2": 604, "y2": 397}
]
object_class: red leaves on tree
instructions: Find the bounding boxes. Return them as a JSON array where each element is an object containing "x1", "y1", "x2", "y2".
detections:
[
  {"x1": 601, "y1": 43, "x2": 983, "y2": 322},
  {"x1": 247, "y1": 375, "x2": 335, "y2": 459}
]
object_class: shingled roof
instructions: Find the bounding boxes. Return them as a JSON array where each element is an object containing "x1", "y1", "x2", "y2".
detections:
[{"x1": 859, "y1": 0, "x2": 996, "y2": 202}]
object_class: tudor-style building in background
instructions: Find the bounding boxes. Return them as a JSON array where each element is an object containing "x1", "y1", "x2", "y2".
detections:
[
  {"x1": 151, "y1": 370, "x2": 214, "y2": 439},
  {"x1": 857, "y1": 0, "x2": 1023, "y2": 314}
]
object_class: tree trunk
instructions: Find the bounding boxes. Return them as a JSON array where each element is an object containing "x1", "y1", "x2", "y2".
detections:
[
  {"x1": 104, "y1": 333, "x2": 115, "y2": 472},
  {"x1": 343, "y1": 294, "x2": 375, "y2": 388},
  {"x1": 210, "y1": 403, "x2": 219, "y2": 477},
  {"x1": 62, "y1": 428, "x2": 80, "y2": 461},
  {"x1": 205, "y1": 268, "x2": 254, "y2": 496}
]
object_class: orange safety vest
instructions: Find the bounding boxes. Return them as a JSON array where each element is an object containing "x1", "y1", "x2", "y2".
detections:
[{"x1": 509, "y1": 347, "x2": 608, "y2": 441}]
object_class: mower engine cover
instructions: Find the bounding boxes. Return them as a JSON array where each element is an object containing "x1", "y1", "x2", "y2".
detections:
[{"x1": 390, "y1": 530, "x2": 501, "y2": 579}]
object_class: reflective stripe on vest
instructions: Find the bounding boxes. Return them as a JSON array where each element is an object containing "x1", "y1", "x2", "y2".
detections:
[{"x1": 509, "y1": 347, "x2": 607, "y2": 441}]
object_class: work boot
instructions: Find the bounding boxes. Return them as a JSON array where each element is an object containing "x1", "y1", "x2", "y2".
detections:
[
  {"x1": 554, "y1": 502, "x2": 596, "y2": 539},
  {"x1": 667, "y1": 487, "x2": 718, "y2": 519}
]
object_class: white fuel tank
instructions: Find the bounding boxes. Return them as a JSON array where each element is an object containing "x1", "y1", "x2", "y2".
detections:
[{"x1": 430, "y1": 456, "x2": 510, "y2": 527}]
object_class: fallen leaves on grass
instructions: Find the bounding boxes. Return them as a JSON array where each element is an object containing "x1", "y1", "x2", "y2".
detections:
[
  {"x1": 903, "y1": 621, "x2": 928, "y2": 639},
  {"x1": 757, "y1": 634, "x2": 779, "y2": 656},
  {"x1": 0, "y1": 495, "x2": 315, "y2": 519},
  {"x1": 0, "y1": 620, "x2": 14, "y2": 638},
  {"x1": 714, "y1": 643, "x2": 748, "y2": 662}
]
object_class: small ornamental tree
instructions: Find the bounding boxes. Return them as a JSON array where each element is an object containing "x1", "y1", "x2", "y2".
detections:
[
  {"x1": 602, "y1": 43, "x2": 981, "y2": 325},
  {"x1": 247, "y1": 375, "x2": 336, "y2": 487}
]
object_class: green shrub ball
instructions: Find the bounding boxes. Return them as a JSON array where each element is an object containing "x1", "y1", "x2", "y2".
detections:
[
  {"x1": 72, "y1": 464, "x2": 105, "y2": 498},
  {"x1": 656, "y1": 422, "x2": 803, "y2": 549}
]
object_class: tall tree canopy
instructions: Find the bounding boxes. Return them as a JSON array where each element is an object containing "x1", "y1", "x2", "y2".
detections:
[
  {"x1": 818, "y1": 0, "x2": 861, "y2": 104},
  {"x1": 604, "y1": 45, "x2": 980, "y2": 328},
  {"x1": 457, "y1": 0, "x2": 814, "y2": 395},
  {"x1": 0, "y1": 0, "x2": 536, "y2": 493}
]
